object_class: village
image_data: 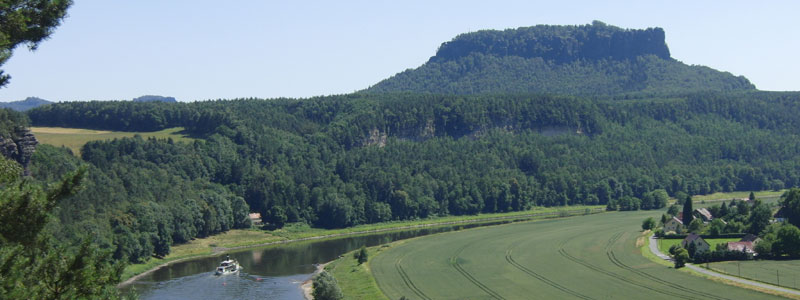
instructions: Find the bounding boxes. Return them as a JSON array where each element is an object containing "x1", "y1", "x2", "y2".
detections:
[{"x1": 654, "y1": 194, "x2": 795, "y2": 268}]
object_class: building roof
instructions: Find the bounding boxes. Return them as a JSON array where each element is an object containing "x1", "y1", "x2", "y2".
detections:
[
  {"x1": 727, "y1": 241, "x2": 755, "y2": 253},
  {"x1": 668, "y1": 216, "x2": 683, "y2": 225},
  {"x1": 682, "y1": 233, "x2": 708, "y2": 246},
  {"x1": 694, "y1": 208, "x2": 713, "y2": 220},
  {"x1": 740, "y1": 233, "x2": 759, "y2": 242},
  {"x1": 677, "y1": 212, "x2": 696, "y2": 222}
]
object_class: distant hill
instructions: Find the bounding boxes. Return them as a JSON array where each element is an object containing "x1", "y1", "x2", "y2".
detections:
[
  {"x1": 0, "y1": 97, "x2": 53, "y2": 111},
  {"x1": 366, "y1": 21, "x2": 755, "y2": 96},
  {"x1": 132, "y1": 95, "x2": 177, "y2": 103}
]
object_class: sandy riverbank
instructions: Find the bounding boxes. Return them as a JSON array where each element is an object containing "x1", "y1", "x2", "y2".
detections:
[{"x1": 301, "y1": 262, "x2": 330, "y2": 300}]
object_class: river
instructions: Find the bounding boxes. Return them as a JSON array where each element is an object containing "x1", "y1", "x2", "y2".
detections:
[{"x1": 123, "y1": 221, "x2": 510, "y2": 299}]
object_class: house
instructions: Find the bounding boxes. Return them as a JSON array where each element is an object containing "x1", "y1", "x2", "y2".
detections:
[
  {"x1": 693, "y1": 208, "x2": 713, "y2": 222},
  {"x1": 249, "y1": 212, "x2": 263, "y2": 226},
  {"x1": 727, "y1": 241, "x2": 755, "y2": 254},
  {"x1": 740, "y1": 233, "x2": 761, "y2": 244},
  {"x1": 681, "y1": 233, "x2": 710, "y2": 254},
  {"x1": 774, "y1": 207, "x2": 788, "y2": 223},
  {"x1": 664, "y1": 217, "x2": 683, "y2": 233}
]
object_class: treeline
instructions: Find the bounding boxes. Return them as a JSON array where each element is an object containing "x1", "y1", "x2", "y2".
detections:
[
  {"x1": 28, "y1": 100, "x2": 233, "y2": 134},
  {"x1": 23, "y1": 91, "x2": 800, "y2": 263},
  {"x1": 31, "y1": 143, "x2": 251, "y2": 263}
]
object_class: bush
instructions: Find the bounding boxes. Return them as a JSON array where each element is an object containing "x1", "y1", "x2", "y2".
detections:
[
  {"x1": 356, "y1": 246, "x2": 368, "y2": 265},
  {"x1": 641, "y1": 217, "x2": 656, "y2": 231},
  {"x1": 668, "y1": 244, "x2": 680, "y2": 256},
  {"x1": 313, "y1": 271, "x2": 343, "y2": 300},
  {"x1": 674, "y1": 248, "x2": 689, "y2": 268}
]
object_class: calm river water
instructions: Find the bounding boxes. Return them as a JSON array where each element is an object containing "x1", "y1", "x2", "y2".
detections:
[{"x1": 124, "y1": 221, "x2": 509, "y2": 299}]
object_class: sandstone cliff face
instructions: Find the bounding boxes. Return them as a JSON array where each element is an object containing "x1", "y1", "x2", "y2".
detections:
[{"x1": 0, "y1": 129, "x2": 38, "y2": 176}]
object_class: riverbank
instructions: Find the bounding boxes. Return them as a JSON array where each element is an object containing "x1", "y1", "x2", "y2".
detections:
[
  {"x1": 301, "y1": 262, "x2": 330, "y2": 300},
  {"x1": 119, "y1": 205, "x2": 603, "y2": 287}
]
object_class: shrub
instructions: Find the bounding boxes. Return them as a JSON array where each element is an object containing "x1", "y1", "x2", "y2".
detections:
[{"x1": 313, "y1": 271, "x2": 343, "y2": 300}]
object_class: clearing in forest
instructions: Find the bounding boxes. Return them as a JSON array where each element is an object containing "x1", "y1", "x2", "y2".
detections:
[{"x1": 31, "y1": 126, "x2": 196, "y2": 155}]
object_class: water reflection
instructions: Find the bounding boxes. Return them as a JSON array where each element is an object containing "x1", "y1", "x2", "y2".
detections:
[{"x1": 128, "y1": 220, "x2": 512, "y2": 299}]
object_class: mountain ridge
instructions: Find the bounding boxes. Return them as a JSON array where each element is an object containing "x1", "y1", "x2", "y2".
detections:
[{"x1": 367, "y1": 22, "x2": 754, "y2": 96}]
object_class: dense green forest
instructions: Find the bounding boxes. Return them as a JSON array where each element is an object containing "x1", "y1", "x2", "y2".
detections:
[
  {"x1": 18, "y1": 90, "x2": 800, "y2": 263},
  {"x1": 367, "y1": 22, "x2": 753, "y2": 95}
]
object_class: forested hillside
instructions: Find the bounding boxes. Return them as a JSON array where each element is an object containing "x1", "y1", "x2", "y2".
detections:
[
  {"x1": 367, "y1": 22, "x2": 754, "y2": 95},
  {"x1": 20, "y1": 90, "x2": 800, "y2": 263}
]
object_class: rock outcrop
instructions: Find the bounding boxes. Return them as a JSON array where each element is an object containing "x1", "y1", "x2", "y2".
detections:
[{"x1": 0, "y1": 129, "x2": 38, "y2": 176}]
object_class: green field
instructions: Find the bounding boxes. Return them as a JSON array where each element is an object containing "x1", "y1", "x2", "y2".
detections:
[
  {"x1": 691, "y1": 190, "x2": 786, "y2": 202},
  {"x1": 708, "y1": 260, "x2": 800, "y2": 290},
  {"x1": 31, "y1": 126, "x2": 196, "y2": 155},
  {"x1": 370, "y1": 211, "x2": 786, "y2": 299}
]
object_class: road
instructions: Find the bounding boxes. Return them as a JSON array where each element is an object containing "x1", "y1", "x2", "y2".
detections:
[{"x1": 648, "y1": 235, "x2": 800, "y2": 297}]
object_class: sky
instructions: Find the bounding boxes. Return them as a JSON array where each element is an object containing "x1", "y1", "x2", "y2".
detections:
[{"x1": 1, "y1": 0, "x2": 799, "y2": 102}]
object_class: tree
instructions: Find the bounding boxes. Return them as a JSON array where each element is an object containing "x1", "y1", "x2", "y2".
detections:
[
  {"x1": 708, "y1": 218, "x2": 725, "y2": 236},
  {"x1": 682, "y1": 196, "x2": 693, "y2": 226},
  {"x1": 782, "y1": 188, "x2": 800, "y2": 228},
  {"x1": 356, "y1": 246, "x2": 368, "y2": 265},
  {"x1": 687, "y1": 218, "x2": 703, "y2": 234},
  {"x1": 0, "y1": 0, "x2": 73, "y2": 87},
  {"x1": 312, "y1": 270, "x2": 343, "y2": 300},
  {"x1": 0, "y1": 164, "x2": 125, "y2": 299},
  {"x1": 641, "y1": 217, "x2": 656, "y2": 231},
  {"x1": 748, "y1": 200, "x2": 771, "y2": 235},
  {"x1": 674, "y1": 248, "x2": 689, "y2": 268},
  {"x1": 667, "y1": 204, "x2": 679, "y2": 216},
  {"x1": 719, "y1": 201, "x2": 729, "y2": 218},
  {"x1": 774, "y1": 224, "x2": 800, "y2": 257},
  {"x1": 264, "y1": 205, "x2": 287, "y2": 229}
]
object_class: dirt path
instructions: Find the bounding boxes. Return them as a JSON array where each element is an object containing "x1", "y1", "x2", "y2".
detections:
[{"x1": 648, "y1": 235, "x2": 800, "y2": 297}]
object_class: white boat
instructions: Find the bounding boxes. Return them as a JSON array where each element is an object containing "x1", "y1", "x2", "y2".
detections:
[{"x1": 215, "y1": 255, "x2": 241, "y2": 275}]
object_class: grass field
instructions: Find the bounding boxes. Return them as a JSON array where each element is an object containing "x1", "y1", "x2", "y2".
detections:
[
  {"x1": 328, "y1": 246, "x2": 390, "y2": 300},
  {"x1": 31, "y1": 126, "x2": 196, "y2": 155},
  {"x1": 691, "y1": 190, "x2": 786, "y2": 202},
  {"x1": 708, "y1": 260, "x2": 800, "y2": 290},
  {"x1": 370, "y1": 211, "x2": 786, "y2": 299}
]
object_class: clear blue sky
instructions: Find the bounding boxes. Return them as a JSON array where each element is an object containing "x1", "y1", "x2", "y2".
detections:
[{"x1": 2, "y1": 0, "x2": 799, "y2": 102}]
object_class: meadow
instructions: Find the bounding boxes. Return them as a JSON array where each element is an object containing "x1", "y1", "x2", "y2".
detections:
[
  {"x1": 370, "y1": 211, "x2": 787, "y2": 299},
  {"x1": 30, "y1": 126, "x2": 196, "y2": 155},
  {"x1": 708, "y1": 260, "x2": 800, "y2": 290}
]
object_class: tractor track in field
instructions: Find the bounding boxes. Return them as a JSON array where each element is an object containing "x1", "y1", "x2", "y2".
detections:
[
  {"x1": 605, "y1": 231, "x2": 624, "y2": 251},
  {"x1": 504, "y1": 247, "x2": 594, "y2": 300},
  {"x1": 394, "y1": 254, "x2": 432, "y2": 300},
  {"x1": 603, "y1": 231, "x2": 730, "y2": 300},
  {"x1": 558, "y1": 248, "x2": 697, "y2": 299},
  {"x1": 558, "y1": 231, "x2": 704, "y2": 300},
  {"x1": 450, "y1": 243, "x2": 506, "y2": 300},
  {"x1": 606, "y1": 251, "x2": 730, "y2": 300}
]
